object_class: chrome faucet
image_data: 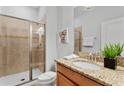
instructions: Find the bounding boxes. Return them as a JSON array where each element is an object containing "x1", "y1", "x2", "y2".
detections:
[
  {"x1": 88, "y1": 53, "x2": 99, "y2": 62},
  {"x1": 88, "y1": 53, "x2": 94, "y2": 62}
]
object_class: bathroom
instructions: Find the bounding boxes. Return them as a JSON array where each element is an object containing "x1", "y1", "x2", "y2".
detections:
[{"x1": 0, "y1": 6, "x2": 124, "y2": 86}]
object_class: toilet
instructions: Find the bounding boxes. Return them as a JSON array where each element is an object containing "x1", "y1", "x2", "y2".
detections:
[{"x1": 37, "y1": 71, "x2": 56, "y2": 86}]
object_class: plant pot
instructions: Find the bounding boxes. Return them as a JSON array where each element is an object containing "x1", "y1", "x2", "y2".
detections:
[{"x1": 104, "y1": 58, "x2": 117, "y2": 70}]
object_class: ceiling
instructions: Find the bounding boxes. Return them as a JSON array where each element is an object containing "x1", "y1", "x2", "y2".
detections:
[
  {"x1": 74, "y1": 6, "x2": 95, "y2": 18},
  {"x1": 31, "y1": 6, "x2": 40, "y2": 9}
]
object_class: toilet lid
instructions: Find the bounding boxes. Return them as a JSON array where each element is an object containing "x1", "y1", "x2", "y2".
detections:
[{"x1": 38, "y1": 71, "x2": 56, "y2": 82}]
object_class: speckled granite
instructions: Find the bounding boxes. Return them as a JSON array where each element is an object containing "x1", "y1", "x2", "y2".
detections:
[{"x1": 55, "y1": 58, "x2": 124, "y2": 86}]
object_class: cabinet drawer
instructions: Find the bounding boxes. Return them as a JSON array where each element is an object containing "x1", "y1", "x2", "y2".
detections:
[
  {"x1": 57, "y1": 72, "x2": 75, "y2": 86},
  {"x1": 57, "y1": 63, "x2": 103, "y2": 86}
]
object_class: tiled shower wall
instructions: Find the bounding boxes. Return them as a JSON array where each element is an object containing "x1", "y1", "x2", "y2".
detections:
[{"x1": 0, "y1": 16, "x2": 45, "y2": 78}]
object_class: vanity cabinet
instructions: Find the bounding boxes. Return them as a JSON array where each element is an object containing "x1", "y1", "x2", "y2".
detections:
[{"x1": 57, "y1": 63, "x2": 104, "y2": 86}]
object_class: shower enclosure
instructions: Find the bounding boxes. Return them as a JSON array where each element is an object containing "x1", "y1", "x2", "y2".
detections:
[{"x1": 0, "y1": 15, "x2": 45, "y2": 85}]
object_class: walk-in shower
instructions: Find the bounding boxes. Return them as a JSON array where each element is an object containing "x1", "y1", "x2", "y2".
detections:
[{"x1": 0, "y1": 15, "x2": 45, "y2": 85}]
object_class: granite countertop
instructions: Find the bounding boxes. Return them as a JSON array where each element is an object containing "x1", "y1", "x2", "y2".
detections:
[{"x1": 55, "y1": 58, "x2": 124, "y2": 86}]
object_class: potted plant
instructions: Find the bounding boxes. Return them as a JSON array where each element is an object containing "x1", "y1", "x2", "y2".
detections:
[{"x1": 102, "y1": 43, "x2": 124, "y2": 70}]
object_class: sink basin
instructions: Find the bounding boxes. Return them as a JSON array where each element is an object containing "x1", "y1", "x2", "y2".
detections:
[{"x1": 72, "y1": 61, "x2": 101, "y2": 70}]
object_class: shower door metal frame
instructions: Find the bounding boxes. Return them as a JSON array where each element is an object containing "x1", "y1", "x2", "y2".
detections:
[
  {"x1": 0, "y1": 14, "x2": 46, "y2": 84},
  {"x1": 29, "y1": 23, "x2": 33, "y2": 80}
]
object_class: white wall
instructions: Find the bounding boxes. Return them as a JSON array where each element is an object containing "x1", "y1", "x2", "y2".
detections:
[
  {"x1": 38, "y1": 6, "x2": 46, "y2": 23},
  {"x1": 45, "y1": 6, "x2": 74, "y2": 71},
  {"x1": 45, "y1": 6, "x2": 58, "y2": 71},
  {"x1": 0, "y1": 6, "x2": 39, "y2": 22},
  {"x1": 75, "y1": 6, "x2": 124, "y2": 53},
  {"x1": 57, "y1": 6, "x2": 74, "y2": 58}
]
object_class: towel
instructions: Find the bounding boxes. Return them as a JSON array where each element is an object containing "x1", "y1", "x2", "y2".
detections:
[{"x1": 83, "y1": 37, "x2": 95, "y2": 47}]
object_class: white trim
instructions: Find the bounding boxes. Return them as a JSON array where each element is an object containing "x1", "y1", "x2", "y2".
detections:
[{"x1": 101, "y1": 17, "x2": 124, "y2": 49}]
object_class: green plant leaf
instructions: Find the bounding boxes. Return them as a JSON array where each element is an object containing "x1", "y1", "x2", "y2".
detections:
[{"x1": 101, "y1": 43, "x2": 124, "y2": 58}]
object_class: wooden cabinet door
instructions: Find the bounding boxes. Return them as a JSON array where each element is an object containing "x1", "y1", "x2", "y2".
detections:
[
  {"x1": 57, "y1": 73, "x2": 76, "y2": 86},
  {"x1": 57, "y1": 63, "x2": 103, "y2": 86}
]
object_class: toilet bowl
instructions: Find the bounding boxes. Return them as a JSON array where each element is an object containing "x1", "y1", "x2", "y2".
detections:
[{"x1": 37, "y1": 71, "x2": 56, "y2": 86}]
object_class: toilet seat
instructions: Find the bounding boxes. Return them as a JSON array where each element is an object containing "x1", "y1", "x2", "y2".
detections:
[{"x1": 38, "y1": 71, "x2": 56, "y2": 84}]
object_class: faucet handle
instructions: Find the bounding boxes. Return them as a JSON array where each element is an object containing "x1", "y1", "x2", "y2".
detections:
[{"x1": 88, "y1": 53, "x2": 93, "y2": 62}]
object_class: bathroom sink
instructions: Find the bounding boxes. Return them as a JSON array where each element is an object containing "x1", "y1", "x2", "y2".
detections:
[{"x1": 72, "y1": 61, "x2": 101, "y2": 70}]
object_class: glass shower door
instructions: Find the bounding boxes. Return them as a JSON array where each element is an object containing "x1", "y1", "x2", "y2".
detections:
[
  {"x1": 0, "y1": 15, "x2": 45, "y2": 85},
  {"x1": 31, "y1": 23, "x2": 45, "y2": 79},
  {"x1": 0, "y1": 15, "x2": 30, "y2": 85}
]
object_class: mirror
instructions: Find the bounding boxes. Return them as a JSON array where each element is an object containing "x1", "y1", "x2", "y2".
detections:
[
  {"x1": 74, "y1": 6, "x2": 124, "y2": 54},
  {"x1": 74, "y1": 26, "x2": 82, "y2": 54},
  {"x1": 101, "y1": 17, "x2": 124, "y2": 49}
]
